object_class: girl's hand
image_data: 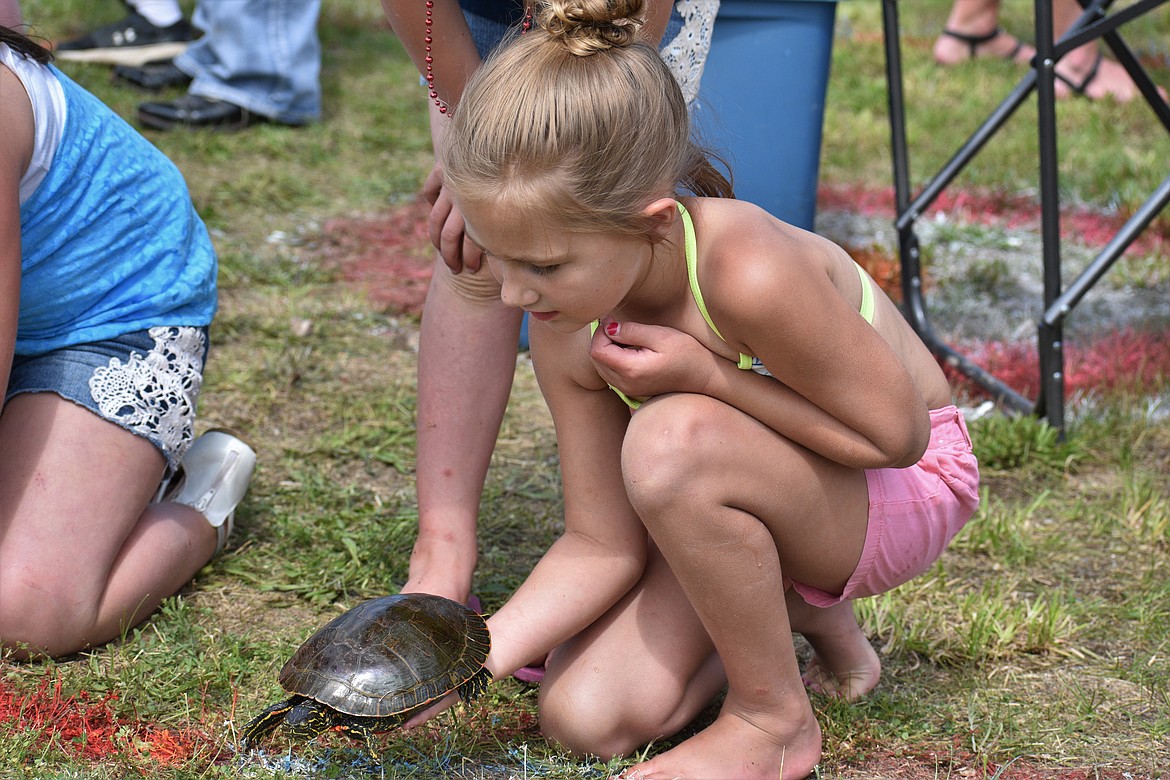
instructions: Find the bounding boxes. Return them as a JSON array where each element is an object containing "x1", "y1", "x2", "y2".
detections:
[
  {"x1": 403, "y1": 691, "x2": 459, "y2": 730},
  {"x1": 423, "y1": 162, "x2": 483, "y2": 274},
  {"x1": 588, "y1": 319, "x2": 716, "y2": 399}
]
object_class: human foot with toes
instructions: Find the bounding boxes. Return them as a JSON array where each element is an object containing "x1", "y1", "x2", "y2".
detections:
[
  {"x1": 785, "y1": 596, "x2": 882, "y2": 700},
  {"x1": 800, "y1": 644, "x2": 881, "y2": 701},
  {"x1": 617, "y1": 697, "x2": 823, "y2": 780},
  {"x1": 933, "y1": 0, "x2": 1165, "y2": 103},
  {"x1": 934, "y1": 26, "x2": 1034, "y2": 66},
  {"x1": 1053, "y1": 49, "x2": 1168, "y2": 104}
]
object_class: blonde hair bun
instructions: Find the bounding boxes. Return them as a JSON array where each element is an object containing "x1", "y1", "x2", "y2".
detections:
[{"x1": 540, "y1": 0, "x2": 646, "y2": 55}]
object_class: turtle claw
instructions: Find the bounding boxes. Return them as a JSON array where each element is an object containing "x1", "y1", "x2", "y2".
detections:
[{"x1": 457, "y1": 666, "x2": 493, "y2": 703}]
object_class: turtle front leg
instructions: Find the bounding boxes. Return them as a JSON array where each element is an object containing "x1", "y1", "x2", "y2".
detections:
[
  {"x1": 335, "y1": 717, "x2": 380, "y2": 762},
  {"x1": 240, "y1": 696, "x2": 300, "y2": 750}
]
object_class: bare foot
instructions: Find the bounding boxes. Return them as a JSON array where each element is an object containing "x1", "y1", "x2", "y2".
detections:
[
  {"x1": 800, "y1": 642, "x2": 880, "y2": 701},
  {"x1": 1054, "y1": 48, "x2": 1168, "y2": 103},
  {"x1": 786, "y1": 597, "x2": 881, "y2": 701},
  {"x1": 617, "y1": 699, "x2": 822, "y2": 780},
  {"x1": 934, "y1": 27, "x2": 1035, "y2": 66}
]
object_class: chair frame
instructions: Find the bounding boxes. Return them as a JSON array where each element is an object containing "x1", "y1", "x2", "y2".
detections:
[{"x1": 880, "y1": 0, "x2": 1170, "y2": 431}]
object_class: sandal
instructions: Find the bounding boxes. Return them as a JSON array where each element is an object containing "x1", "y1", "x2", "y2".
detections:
[
  {"x1": 939, "y1": 26, "x2": 1026, "y2": 63},
  {"x1": 513, "y1": 663, "x2": 546, "y2": 684},
  {"x1": 165, "y1": 429, "x2": 257, "y2": 556},
  {"x1": 1054, "y1": 52, "x2": 1103, "y2": 98}
]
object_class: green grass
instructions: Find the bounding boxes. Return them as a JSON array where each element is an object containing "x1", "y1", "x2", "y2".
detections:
[
  {"x1": 3, "y1": 0, "x2": 1170, "y2": 777},
  {"x1": 826, "y1": 1, "x2": 1170, "y2": 216}
]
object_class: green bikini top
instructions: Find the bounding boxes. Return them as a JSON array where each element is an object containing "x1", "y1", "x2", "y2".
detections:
[{"x1": 593, "y1": 201, "x2": 876, "y2": 408}]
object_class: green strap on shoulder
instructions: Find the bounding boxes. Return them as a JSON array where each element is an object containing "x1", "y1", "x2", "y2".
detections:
[
  {"x1": 686, "y1": 202, "x2": 876, "y2": 335},
  {"x1": 589, "y1": 203, "x2": 875, "y2": 407},
  {"x1": 856, "y1": 260, "x2": 875, "y2": 324},
  {"x1": 679, "y1": 202, "x2": 753, "y2": 370}
]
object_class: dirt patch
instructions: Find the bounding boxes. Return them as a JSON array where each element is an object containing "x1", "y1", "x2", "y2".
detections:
[
  {"x1": 189, "y1": 588, "x2": 325, "y2": 646},
  {"x1": 833, "y1": 751, "x2": 1141, "y2": 779},
  {"x1": 815, "y1": 202, "x2": 1170, "y2": 346},
  {"x1": 317, "y1": 198, "x2": 435, "y2": 316},
  {"x1": 818, "y1": 182, "x2": 1170, "y2": 259}
]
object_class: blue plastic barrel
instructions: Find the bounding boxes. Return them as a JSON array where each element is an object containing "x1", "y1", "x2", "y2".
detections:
[{"x1": 694, "y1": 0, "x2": 838, "y2": 230}]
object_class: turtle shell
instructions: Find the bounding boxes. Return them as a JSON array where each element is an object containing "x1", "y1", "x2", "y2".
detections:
[{"x1": 279, "y1": 593, "x2": 490, "y2": 718}]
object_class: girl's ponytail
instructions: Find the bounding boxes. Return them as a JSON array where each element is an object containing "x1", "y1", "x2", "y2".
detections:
[{"x1": 541, "y1": 0, "x2": 645, "y2": 56}]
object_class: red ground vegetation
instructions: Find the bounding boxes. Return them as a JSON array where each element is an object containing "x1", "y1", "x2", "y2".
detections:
[
  {"x1": 320, "y1": 191, "x2": 1170, "y2": 404},
  {"x1": 0, "y1": 670, "x2": 223, "y2": 768},
  {"x1": 323, "y1": 184, "x2": 1169, "y2": 319},
  {"x1": 320, "y1": 198, "x2": 435, "y2": 315},
  {"x1": 950, "y1": 326, "x2": 1170, "y2": 400}
]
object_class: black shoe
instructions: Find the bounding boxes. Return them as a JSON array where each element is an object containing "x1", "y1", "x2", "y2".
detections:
[
  {"x1": 138, "y1": 95, "x2": 256, "y2": 132},
  {"x1": 113, "y1": 59, "x2": 192, "y2": 92},
  {"x1": 56, "y1": 13, "x2": 197, "y2": 67}
]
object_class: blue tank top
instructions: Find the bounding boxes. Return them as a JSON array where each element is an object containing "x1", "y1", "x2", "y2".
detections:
[{"x1": 16, "y1": 65, "x2": 217, "y2": 355}]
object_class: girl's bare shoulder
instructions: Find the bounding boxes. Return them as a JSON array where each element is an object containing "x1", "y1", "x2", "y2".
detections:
[
  {"x1": 0, "y1": 61, "x2": 34, "y2": 179},
  {"x1": 683, "y1": 197, "x2": 847, "y2": 301}
]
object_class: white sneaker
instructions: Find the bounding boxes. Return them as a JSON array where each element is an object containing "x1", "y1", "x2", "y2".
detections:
[{"x1": 169, "y1": 430, "x2": 257, "y2": 556}]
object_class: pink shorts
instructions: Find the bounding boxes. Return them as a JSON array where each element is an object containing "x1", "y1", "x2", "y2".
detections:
[{"x1": 791, "y1": 405, "x2": 980, "y2": 607}]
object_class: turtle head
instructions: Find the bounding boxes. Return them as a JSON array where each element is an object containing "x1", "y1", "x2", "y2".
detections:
[
  {"x1": 240, "y1": 695, "x2": 315, "y2": 750},
  {"x1": 281, "y1": 698, "x2": 341, "y2": 740}
]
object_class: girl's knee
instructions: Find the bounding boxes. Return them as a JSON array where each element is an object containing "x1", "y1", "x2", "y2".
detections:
[
  {"x1": 0, "y1": 576, "x2": 93, "y2": 658},
  {"x1": 623, "y1": 395, "x2": 709, "y2": 471},
  {"x1": 621, "y1": 396, "x2": 724, "y2": 511},
  {"x1": 0, "y1": 612, "x2": 62, "y2": 659},
  {"x1": 539, "y1": 677, "x2": 676, "y2": 760},
  {"x1": 540, "y1": 699, "x2": 655, "y2": 760}
]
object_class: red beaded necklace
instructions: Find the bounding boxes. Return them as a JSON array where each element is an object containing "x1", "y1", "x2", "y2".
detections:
[{"x1": 425, "y1": 1, "x2": 533, "y2": 115}]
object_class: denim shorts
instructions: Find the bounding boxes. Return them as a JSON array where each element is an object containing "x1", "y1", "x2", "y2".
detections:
[
  {"x1": 6, "y1": 326, "x2": 209, "y2": 476},
  {"x1": 444, "y1": 1, "x2": 686, "y2": 67}
]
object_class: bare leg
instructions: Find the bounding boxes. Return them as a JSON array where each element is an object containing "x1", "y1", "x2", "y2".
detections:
[
  {"x1": 786, "y1": 594, "x2": 881, "y2": 701},
  {"x1": 621, "y1": 535, "x2": 821, "y2": 779},
  {"x1": 539, "y1": 542, "x2": 727, "y2": 760},
  {"x1": 404, "y1": 97, "x2": 525, "y2": 605},
  {"x1": 617, "y1": 394, "x2": 871, "y2": 780},
  {"x1": 406, "y1": 259, "x2": 521, "y2": 603},
  {"x1": 0, "y1": 394, "x2": 215, "y2": 658},
  {"x1": 0, "y1": 0, "x2": 19, "y2": 28}
]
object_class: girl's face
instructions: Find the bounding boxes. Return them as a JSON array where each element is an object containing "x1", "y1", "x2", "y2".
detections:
[{"x1": 460, "y1": 199, "x2": 658, "y2": 333}]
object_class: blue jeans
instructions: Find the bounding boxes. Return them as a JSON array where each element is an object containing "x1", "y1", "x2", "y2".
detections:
[
  {"x1": 460, "y1": 1, "x2": 684, "y2": 59},
  {"x1": 175, "y1": 0, "x2": 322, "y2": 124}
]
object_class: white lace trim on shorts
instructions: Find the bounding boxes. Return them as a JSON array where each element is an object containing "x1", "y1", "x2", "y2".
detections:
[
  {"x1": 660, "y1": 0, "x2": 720, "y2": 106},
  {"x1": 88, "y1": 326, "x2": 206, "y2": 467}
]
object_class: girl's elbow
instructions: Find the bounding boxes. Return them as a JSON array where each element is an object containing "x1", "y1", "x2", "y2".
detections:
[
  {"x1": 864, "y1": 413, "x2": 930, "y2": 469},
  {"x1": 891, "y1": 438, "x2": 928, "y2": 468},
  {"x1": 889, "y1": 412, "x2": 932, "y2": 468},
  {"x1": 614, "y1": 546, "x2": 648, "y2": 591}
]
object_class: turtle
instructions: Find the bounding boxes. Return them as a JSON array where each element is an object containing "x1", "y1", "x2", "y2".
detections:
[{"x1": 240, "y1": 593, "x2": 491, "y2": 759}]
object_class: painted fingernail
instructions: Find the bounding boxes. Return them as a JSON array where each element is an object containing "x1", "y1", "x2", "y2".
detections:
[{"x1": 605, "y1": 321, "x2": 620, "y2": 336}]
